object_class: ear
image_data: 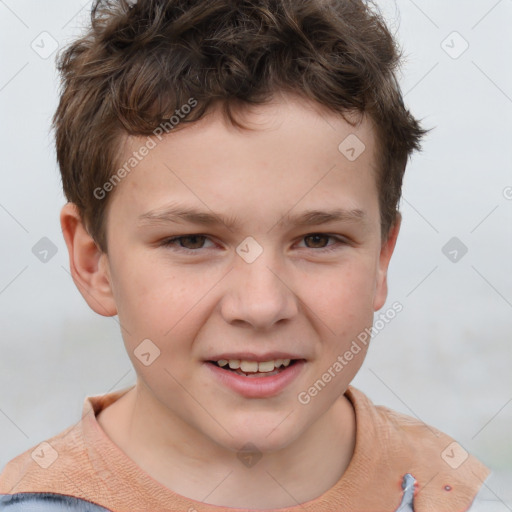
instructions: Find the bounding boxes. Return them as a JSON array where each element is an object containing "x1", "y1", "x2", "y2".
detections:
[
  {"x1": 373, "y1": 212, "x2": 401, "y2": 311},
  {"x1": 60, "y1": 203, "x2": 117, "y2": 317}
]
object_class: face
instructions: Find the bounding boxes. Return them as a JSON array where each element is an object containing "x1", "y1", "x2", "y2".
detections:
[{"x1": 80, "y1": 93, "x2": 399, "y2": 454}]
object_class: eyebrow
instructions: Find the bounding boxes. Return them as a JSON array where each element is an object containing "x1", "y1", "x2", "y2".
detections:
[{"x1": 137, "y1": 204, "x2": 366, "y2": 230}]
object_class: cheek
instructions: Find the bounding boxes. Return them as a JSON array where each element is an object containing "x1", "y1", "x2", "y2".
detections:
[
  {"x1": 302, "y1": 258, "x2": 377, "y2": 357},
  {"x1": 111, "y1": 246, "x2": 378, "y2": 345},
  {"x1": 111, "y1": 260, "x2": 204, "y2": 381},
  {"x1": 304, "y1": 256, "x2": 377, "y2": 316},
  {"x1": 111, "y1": 254, "x2": 202, "y2": 324}
]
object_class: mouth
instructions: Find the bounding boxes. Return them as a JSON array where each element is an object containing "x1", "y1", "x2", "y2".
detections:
[
  {"x1": 205, "y1": 357, "x2": 306, "y2": 398},
  {"x1": 207, "y1": 358, "x2": 302, "y2": 378}
]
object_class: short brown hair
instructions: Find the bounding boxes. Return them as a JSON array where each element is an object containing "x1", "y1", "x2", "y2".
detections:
[{"x1": 53, "y1": 0, "x2": 427, "y2": 253}]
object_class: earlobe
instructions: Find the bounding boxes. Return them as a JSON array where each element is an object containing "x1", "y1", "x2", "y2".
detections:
[
  {"x1": 373, "y1": 213, "x2": 401, "y2": 311},
  {"x1": 60, "y1": 203, "x2": 117, "y2": 317}
]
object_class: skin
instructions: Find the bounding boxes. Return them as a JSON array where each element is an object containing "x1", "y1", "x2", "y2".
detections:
[{"x1": 60, "y1": 92, "x2": 401, "y2": 509}]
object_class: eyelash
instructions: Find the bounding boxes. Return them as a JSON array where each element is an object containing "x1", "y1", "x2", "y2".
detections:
[{"x1": 160, "y1": 233, "x2": 348, "y2": 254}]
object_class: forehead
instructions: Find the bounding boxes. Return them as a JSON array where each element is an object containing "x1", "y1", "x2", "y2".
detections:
[{"x1": 107, "y1": 94, "x2": 380, "y2": 231}]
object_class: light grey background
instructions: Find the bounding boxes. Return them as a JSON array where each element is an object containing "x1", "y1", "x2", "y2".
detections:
[{"x1": 1, "y1": 0, "x2": 511, "y2": 495}]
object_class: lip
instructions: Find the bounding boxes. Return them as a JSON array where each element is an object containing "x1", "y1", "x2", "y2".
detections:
[
  {"x1": 204, "y1": 359, "x2": 306, "y2": 398},
  {"x1": 206, "y1": 352, "x2": 303, "y2": 362}
]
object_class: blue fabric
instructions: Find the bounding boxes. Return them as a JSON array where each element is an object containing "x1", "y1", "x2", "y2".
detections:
[
  {"x1": 0, "y1": 493, "x2": 111, "y2": 511},
  {"x1": 395, "y1": 473, "x2": 415, "y2": 512},
  {"x1": 0, "y1": 479, "x2": 416, "y2": 511},
  {"x1": 3, "y1": 473, "x2": 505, "y2": 511}
]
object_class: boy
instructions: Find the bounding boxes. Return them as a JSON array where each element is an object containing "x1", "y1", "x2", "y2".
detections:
[{"x1": 0, "y1": 0, "x2": 496, "y2": 510}]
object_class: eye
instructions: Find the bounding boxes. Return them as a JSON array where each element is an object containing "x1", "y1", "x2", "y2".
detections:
[
  {"x1": 160, "y1": 235, "x2": 215, "y2": 252},
  {"x1": 160, "y1": 233, "x2": 347, "y2": 254},
  {"x1": 297, "y1": 234, "x2": 347, "y2": 252}
]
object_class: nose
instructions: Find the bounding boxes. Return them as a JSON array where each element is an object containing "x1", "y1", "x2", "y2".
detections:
[{"x1": 219, "y1": 248, "x2": 299, "y2": 330}]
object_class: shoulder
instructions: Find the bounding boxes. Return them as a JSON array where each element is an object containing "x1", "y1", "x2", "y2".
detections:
[
  {"x1": 0, "y1": 420, "x2": 90, "y2": 495},
  {"x1": 346, "y1": 386, "x2": 492, "y2": 511},
  {"x1": 348, "y1": 386, "x2": 476, "y2": 463},
  {"x1": 0, "y1": 492, "x2": 111, "y2": 511}
]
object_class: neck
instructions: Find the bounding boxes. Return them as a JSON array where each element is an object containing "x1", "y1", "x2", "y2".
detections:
[{"x1": 97, "y1": 383, "x2": 356, "y2": 509}]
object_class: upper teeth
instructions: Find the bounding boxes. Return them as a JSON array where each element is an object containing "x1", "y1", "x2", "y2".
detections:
[{"x1": 217, "y1": 359, "x2": 292, "y2": 372}]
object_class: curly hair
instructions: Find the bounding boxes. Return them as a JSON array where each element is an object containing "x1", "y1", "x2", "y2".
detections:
[{"x1": 53, "y1": 0, "x2": 427, "y2": 252}]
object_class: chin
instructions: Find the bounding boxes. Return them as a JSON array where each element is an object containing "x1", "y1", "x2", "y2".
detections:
[{"x1": 211, "y1": 415, "x2": 303, "y2": 454}]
